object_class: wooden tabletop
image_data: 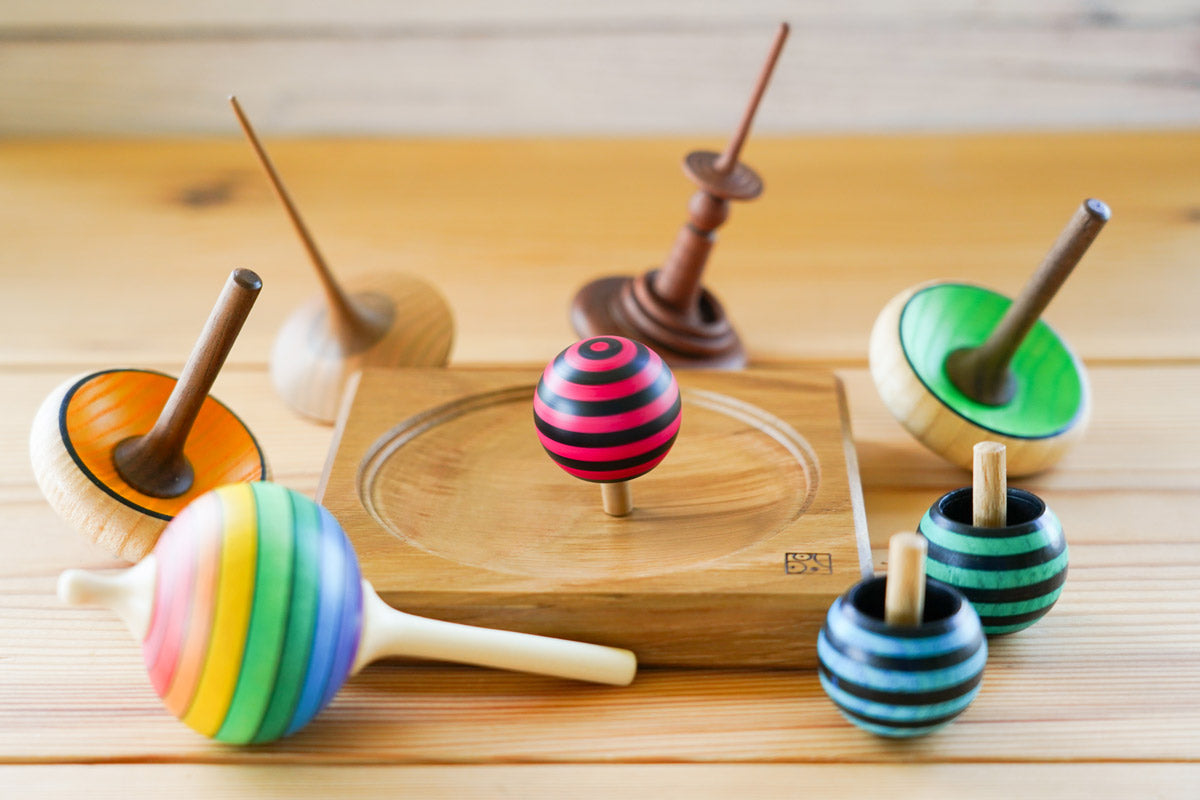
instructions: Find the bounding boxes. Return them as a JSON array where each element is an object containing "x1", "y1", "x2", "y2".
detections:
[{"x1": 2, "y1": 132, "x2": 1198, "y2": 797}]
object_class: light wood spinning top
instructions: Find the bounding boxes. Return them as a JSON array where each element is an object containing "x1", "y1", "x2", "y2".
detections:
[
  {"x1": 30, "y1": 269, "x2": 269, "y2": 561},
  {"x1": 58, "y1": 483, "x2": 637, "y2": 744},
  {"x1": 817, "y1": 532, "x2": 986, "y2": 737},
  {"x1": 230, "y1": 96, "x2": 454, "y2": 424},
  {"x1": 869, "y1": 199, "x2": 1110, "y2": 475},
  {"x1": 570, "y1": 22, "x2": 790, "y2": 369}
]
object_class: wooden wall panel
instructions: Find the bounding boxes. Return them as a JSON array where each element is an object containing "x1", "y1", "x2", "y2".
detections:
[{"x1": 0, "y1": 1, "x2": 1197, "y2": 134}]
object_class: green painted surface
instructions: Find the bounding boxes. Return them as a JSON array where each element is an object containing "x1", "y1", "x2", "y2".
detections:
[{"x1": 899, "y1": 284, "x2": 1084, "y2": 438}]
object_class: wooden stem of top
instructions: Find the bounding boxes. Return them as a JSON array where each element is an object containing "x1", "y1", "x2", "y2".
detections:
[
  {"x1": 884, "y1": 532, "x2": 928, "y2": 627},
  {"x1": 229, "y1": 96, "x2": 383, "y2": 350},
  {"x1": 601, "y1": 482, "x2": 634, "y2": 517},
  {"x1": 945, "y1": 198, "x2": 1111, "y2": 405},
  {"x1": 112, "y1": 269, "x2": 261, "y2": 498},
  {"x1": 654, "y1": 22, "x2": 790, "y2": 312},
  {"x1": 973, "y1": 441, "x2": 1008, "y2": 528},
  {"x1": 713, "y1": 21, "x2": 790, "y2": 176},
  {"x1": 353, "y1": 583, "x2": 637, "y2": 685}
]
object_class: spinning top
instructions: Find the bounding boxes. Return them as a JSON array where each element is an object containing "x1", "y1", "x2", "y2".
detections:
[
  {"x1": 869, "y1": 199, "x2": 1110, "y2": 475},
  {"x1": 58, "y1": 482, "x2": 638, "y2": 744},
  {"x1": 570, "y1": 22, "x2": 790, "y2": 369},
  {"x1": 30, "y1": 269, "x2": 268, "y2": 561},
  {"x1": 534, "y1": 336, "x2": 681, "y2": 517},
  {"x1": 231, "y1": 96, "x2": 454, "y2": 424},
  {"x1": 818, "y1": 533, "x2": 987, "y2": 738},
  {"x1": 919, "y1": 441, "x2": 1068, "y2": 635}
]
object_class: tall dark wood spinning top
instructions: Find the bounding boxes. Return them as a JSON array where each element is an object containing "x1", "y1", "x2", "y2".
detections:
[{"x1": 570, "y1": 22, "x2": 790, "y2": 369}]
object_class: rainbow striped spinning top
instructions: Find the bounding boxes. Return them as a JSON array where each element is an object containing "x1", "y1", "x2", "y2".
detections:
[
  {"x1": 144, "y1": 482, "x2": 360, "y2": 744},
  {"x1": 533, "y1": 336, "x2": 681, "y2": 484}
]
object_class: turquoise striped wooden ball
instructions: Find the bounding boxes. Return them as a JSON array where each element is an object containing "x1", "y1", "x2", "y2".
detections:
[
  {"x1": 920, "y1": 487, "x2": 1067, "y2": 635},
  {"x1": 818, "y1": 576, "x2": 987, "y2": 737}
]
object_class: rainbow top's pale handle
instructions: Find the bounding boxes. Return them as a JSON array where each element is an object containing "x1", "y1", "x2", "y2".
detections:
[{"x1": 58, "y1": 483, "x2": 637, "y2": 744}]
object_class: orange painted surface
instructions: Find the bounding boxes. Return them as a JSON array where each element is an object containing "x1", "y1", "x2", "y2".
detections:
[{"x1": 61, "y1": 370, "x2": 265, "y2": 518}]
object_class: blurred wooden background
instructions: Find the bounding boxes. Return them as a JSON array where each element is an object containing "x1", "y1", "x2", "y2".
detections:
[{"x1": 2, "y1": 0, "x2": 1199, "y2": 136}]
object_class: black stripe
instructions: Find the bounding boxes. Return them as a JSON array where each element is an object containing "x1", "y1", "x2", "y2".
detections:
[
  {"x1": 834, "y1": 703, "x2": 968, "y2": 731},
  {"x1": 926, "y1": 536, "x2": 1066, "y2": 572},
  {"x1": 818, "y1": 663, "x2": 983, "y2": 707},
  {"x1": 543, "y1": 435, "x2": 678, "y2": 474},
  {"x1": 551, "y1": 341, "x2": 651, "y2": 385},
  {"x1": 957, "y1": 568, "x2": 1068, "y2": 604},
  {"x1": 979, "y1": 606, "x2": 1060, "y2": 629},
  {"x1": 536, "y1": 365, "x2": 673, "y2": 417},
  {"x1": 822, "y1": 622, "x2": 984, "y2": 673},
  {"x1": 535, "y1": 396, "x2": 682, "y2": 447}
]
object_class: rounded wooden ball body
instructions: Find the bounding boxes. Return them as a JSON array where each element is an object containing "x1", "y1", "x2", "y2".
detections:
[
  {"x1": 271, "y1": 271, "x2": 453, "y2": 423},
  {"x1": 869, "y1": 281, "x2": 1090, "y2": 476},
  {"x1": 920, "y1": 486, "x2": 1067, "y2": 635},
  {"x1": 533, "y1": 336, "x2": 682, "y2": 484},
  {"x1": 30, "y1": 369, "x2": 268, "y2": 561},
  {"x1": 818, "y1": 575, "x2": 987, "y2": 737},
  {"x1": 140, "y1": 482, "x2": 361, "y2": 744}
]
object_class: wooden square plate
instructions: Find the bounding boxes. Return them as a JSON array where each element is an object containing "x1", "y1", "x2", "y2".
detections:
[{"x1": 318, "y1": 367, "x2": 872, "y2": 667}]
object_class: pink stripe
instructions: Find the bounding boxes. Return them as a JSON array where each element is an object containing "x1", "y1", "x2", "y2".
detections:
[
  {"x1": 533, "y1": 382, "x2": 679, "y2": 434},
  {"x1": 145, "y1": 492, "x2": 214, "y2": 696},
  {"x1": 540, "y1": 351, "x2": 663, "y2": 403},
  {"x1": 559, "y1": 453, "x2": 669, "y2": 481},
  {"x1": 537, "y1": 414, "x2": 680, "y2": 461},
  {"x1": 142, "y1": 514, "x2": 180, "y2": 674},
  {"x1": 562, "y1": 338, "x2": 637, "y2": 372}
]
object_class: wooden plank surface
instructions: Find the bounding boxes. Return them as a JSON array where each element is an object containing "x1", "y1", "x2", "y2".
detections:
[
  {"x1": 3, "y1": 133, "x2": 1199, "y2": 367},
  {"x1": 1, "y1": 764, "x2": 1199, "y2": 800},
  {"x1": 1, "y1": 134, "x2": 1197, "y2": 793},
  {"x1": 1, "y1": 1, "x2": 1198, "y2": 135}
]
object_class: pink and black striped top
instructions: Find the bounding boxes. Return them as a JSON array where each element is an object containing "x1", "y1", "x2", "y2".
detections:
[{"x1": 534, "y1": 336, "x2": 681, "y2": 483}]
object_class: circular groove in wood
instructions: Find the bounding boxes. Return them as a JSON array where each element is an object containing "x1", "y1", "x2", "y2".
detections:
[{"x1": 357, "y1": 386, "x2": 820, "y2": 579}]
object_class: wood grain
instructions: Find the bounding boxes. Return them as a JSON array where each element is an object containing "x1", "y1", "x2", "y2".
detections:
[
  {"x1": 1, "y1": 764, "x2": 1199, "y2": 800},
  {"x1": 2, "y1": 134, "x2": 1199, "y2": 368},
  {"x1": 1, "y1": 134, "x2": 1198, "y2": 792}
]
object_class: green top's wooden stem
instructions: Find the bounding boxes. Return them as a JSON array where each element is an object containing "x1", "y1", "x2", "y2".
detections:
[
  {"x1": 946, "y1": 198, "x2": 1110, "y2": 406},
  {"x1": 113, "y1": 269, "x2": 261, "y2": 497}
]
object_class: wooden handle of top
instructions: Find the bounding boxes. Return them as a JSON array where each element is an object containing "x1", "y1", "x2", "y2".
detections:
[
  {"x1": 973, "y1": 441, "x2": 1008, "y2": 528},
  {"x1": 57, "y1": 556, "x2": 158, "y2": 641},
  {"x1": 112, "y1": 269, "x2": 261, "y2": 497},
  {"x1": 884, "y1": 532, "x2": 928, "y2": 627},
  {"x1": 714, "y1": 22, "x2": 790, "y2": 174},
  {"x1": 353, "y1": 583, "x2": 637, "y2": 685}
]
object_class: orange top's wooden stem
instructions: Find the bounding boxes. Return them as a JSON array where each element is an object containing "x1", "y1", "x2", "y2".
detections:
[{"x1": 113, "y1": 269, "x2": 261, "y2": 498}]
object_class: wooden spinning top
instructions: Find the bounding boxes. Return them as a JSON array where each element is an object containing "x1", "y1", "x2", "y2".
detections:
[
  {"x1": 230, "y1": 96, "x2": 454, "y2": 424},
  {"x1": 534, "y1": 336, "x2": 682, "y2": 516},
  {"x1": 570, "y1": 22, "x2": 790, "y2": 369},
  {"x1": 58, "y1": 483, "x2": 637, "y2": 743},
  {"x1": 869, "y1": 199, "x2": 1110, "y2": 475},
  {"x1": 818, "y1": 532, "x2": 987, "y2": 737},
  {"x1": 30, "y1": 269, "x2": 269, "y2": 561},
  {"x1": 919, "y1": 442, "x2": 1069, "y2": 634}
]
